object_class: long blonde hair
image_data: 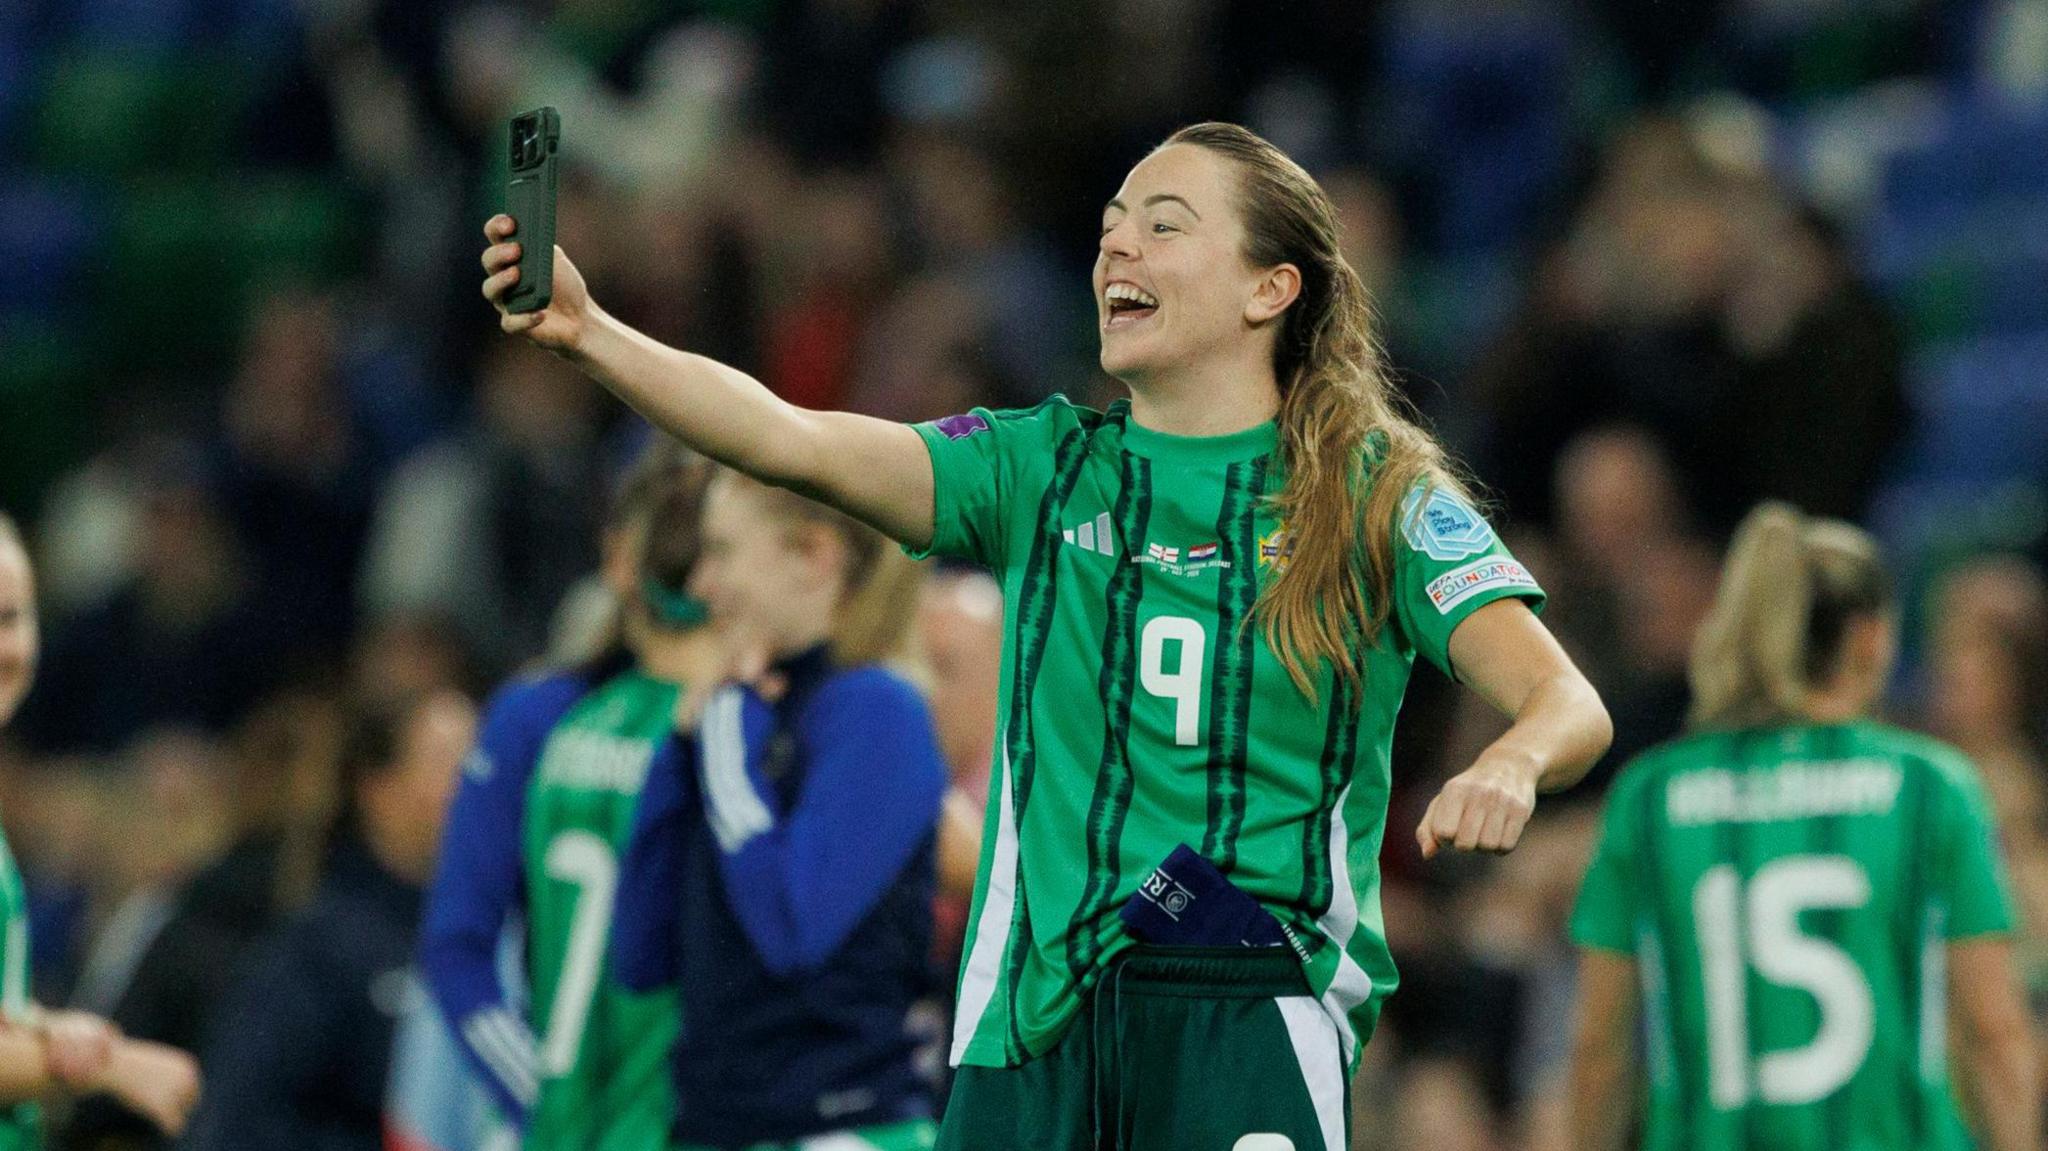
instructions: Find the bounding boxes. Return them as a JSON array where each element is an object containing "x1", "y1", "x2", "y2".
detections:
[
  {"x1": 1165, "y1": 123, "x2": 1470, "y2": 703},
  {"x1": 720, "y1": 474, "x2": 925, "y2": 668},
  {"x1": 1688, "y1": 501, "x2": 1892, "y2": 730}
]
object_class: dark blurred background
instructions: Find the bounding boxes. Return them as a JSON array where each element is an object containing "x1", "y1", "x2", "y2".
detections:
[{"x1": 2, "y1": 0, "x2": 2047, "y2": 1146}]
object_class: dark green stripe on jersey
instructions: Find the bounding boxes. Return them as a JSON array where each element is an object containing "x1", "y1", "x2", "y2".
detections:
[
  {"x1": 1067, "y1": 450, "x2": 1154, "y2": 982},
  {"x1": 1202, "y1": 455, "x2": 1265, "y2": 871},
  {"x1": 1298, "y1": 670, "x2": 1357, "y2": 916},
  {"x1": 996, "y1": 422, "x2": 1096, "y2": 1061}
]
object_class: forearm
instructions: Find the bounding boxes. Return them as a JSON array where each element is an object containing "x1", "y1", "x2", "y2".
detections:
[
  {"x1": 0, "y1": 1026, "x2": 56, "y2": 1104},
  {"x1": 1960, "y1": 1024, "x2": 2041, "y2": 1151},
  {"x1": 1484, "y1": 671, "x2": 1611, "y2": 792},
  {"x1": 1567, "y1": 1041, "x2": 1631, "y2": 1151},
  {"x1": 566, "y1": 307, "x2": 934, "y2": 544},
  {"x1": 568, "y1": 305, "x2": 805, "y2": 479}
]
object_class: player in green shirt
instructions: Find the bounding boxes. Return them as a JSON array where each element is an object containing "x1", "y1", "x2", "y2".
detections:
[
  {"x1": 0, "y1": 514, "x2": 201, "y2": 1146},
  {"x1": 481, "y1": 122, "x2": 1613, "y2": 1150},
  {"x1": 421, "y1": 444, "x2": 721, "y2": 1150},
  {"x1": 1568, "y1": 502, "x2": 2042, "y2": 1151}
]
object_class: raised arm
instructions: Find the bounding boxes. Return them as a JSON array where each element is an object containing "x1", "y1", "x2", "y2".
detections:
[
  {"x1": 1418, "y1": 599, "x2": 1612, "y2": 858},
  {"x1": 481, "y1": 218, "x2": 936, "y2": 548}
]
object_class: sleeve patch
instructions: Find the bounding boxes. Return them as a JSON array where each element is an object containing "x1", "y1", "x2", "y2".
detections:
[
  {"x1": 932, "y1": 412, "x2": 992, "y2": 440},
  {"x1": 1426, "y1": 558, "x2": 1539, "y2": 614},
  {"x1": 1402, "y1": 487, "x2": 1496, "y2": 561}
]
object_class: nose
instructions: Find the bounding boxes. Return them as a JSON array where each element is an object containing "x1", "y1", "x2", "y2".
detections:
[{"x1": 1099, "y1": 218, "x2": 1138, "y2": 261}]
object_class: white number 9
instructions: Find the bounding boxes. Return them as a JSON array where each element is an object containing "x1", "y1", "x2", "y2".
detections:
[{"x1": 1140, "y1": 615, "x2": 1207, "y2": 747}]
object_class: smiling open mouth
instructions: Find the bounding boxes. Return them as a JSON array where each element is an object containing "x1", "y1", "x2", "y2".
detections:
[{"x1": 1105, "y1": 283, "x2": 1159, "y2": 327}]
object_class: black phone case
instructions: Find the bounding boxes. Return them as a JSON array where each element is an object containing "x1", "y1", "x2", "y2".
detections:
[{"x1": 504, "y1": 107, "x2": 560, "y2": 314}]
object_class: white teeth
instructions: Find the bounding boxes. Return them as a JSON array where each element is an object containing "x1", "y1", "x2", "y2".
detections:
[{"x1": 1106, "y1": 283, "x2": 1159, "y2": 308}]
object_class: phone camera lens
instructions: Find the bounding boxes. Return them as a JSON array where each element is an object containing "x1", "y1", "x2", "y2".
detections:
[{"x1": 512, "y1": 119, "x2": 538, "y2": 166}]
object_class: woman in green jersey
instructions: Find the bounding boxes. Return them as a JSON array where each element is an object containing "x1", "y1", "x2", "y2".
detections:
[
  {"x1": 481, "y1": 123, "x2": 1612, "y2": 1150},
  {"x1": 1567, "y1": 502, "x2": 2041, "y2": 1151},
  {"x1": 0, "y1": 514, "x2": 202, "y2": 1144},
  {"x1": 420, "y1": 443, "x2": 725, "y2": 1150}
]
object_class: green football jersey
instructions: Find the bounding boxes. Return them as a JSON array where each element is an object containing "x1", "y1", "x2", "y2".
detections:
[
  {"x1": 911, "y1": 397, "x2": 1544, "y2": 1069},
  {"x1": 522, "y1": 671, "x2": 682, "y2": 1150},
  {"x1": 1571, "y1": 720, "x2": 2016, "y2": 1151},
  {"x1": 0, "y1": 832, "x2": 37, "y2": 1150}
]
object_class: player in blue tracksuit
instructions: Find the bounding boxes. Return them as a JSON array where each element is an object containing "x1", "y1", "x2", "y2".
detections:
[
  {"x1": 418, "y1": 445, "x2": 741, "y2": 1149},
  {"x1": 613, "y1": 469, "x2": 948, "y2": 1151}
]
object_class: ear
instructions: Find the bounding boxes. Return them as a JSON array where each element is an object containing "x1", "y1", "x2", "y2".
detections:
[
  {"x1": 1245, "y1": 262, "x2": 1302, "y2": 325},
  {"x1": 796, "y1": 523, "x2": 845, "y2": 580},
  {"x1": 599, "y1": 526, "x2": 637, "y2": 599},
  {"x1": 1843, "y1": 614, "x2": 1896, "y2": 684}
]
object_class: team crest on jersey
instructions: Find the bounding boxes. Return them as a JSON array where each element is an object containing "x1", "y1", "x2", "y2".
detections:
[
  {"x1": 1256, "y1": 525, "x2": 1292, "y2": 571},
  {"x1": 1401, "y1": 487, "x2": 1494, "y2": 561},
  {"x1": 1136, "y1": 539, "x2": 1231, "y2": 577}
]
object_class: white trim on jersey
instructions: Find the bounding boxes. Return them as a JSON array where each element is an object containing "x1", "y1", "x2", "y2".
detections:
[
  {"x1": 1277, "y1": 995, "x2": 1348, "y2": 1151},
  {"x1": 796, "y1": 1134, "x2": 885, "y2": 1151},
  {"x1": 950, "y1": 741, "x2": 1019, "y2": 1067},
  {"x1": 463, "y1": 1007, "x2": 540, "y2": 1107},
  {"x1": 1312, "y1": 783, "x2": 1375, "y2": 1066},
  {"x1": 1918, "y1": 903, "x2": 1947, "y2": 1081},
  {"x1": 702, "y1": 687, "x2": 773, "y2": 853}
]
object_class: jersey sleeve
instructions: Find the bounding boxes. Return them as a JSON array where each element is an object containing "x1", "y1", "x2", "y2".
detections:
[
  {"x1": 699, "y1": 674, "x2": 947, "y2": 976},
  {"x1": 1930, "y1": 754, "x2": 2017, "y2": 940},
  {"x1": 611, "y1": 735, "x2": 691, "y2": 992},
  {"x1": 1570, "y1": 769, "x2": 1648, "y2": 954},
  {"x1": 906, "y1": 401, "x2": 1072, "y2": 570},
  {"x1": 1389, "y1": 482, "x2": 1545, "y2": 680},
  {"x1": 418, "y1": 675, "x2": 581, "y2": 1125}
]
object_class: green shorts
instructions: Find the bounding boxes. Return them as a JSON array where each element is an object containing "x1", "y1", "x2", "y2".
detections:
[
  {"x1": 672, "y1": 1117, "x2": 937, "y2": 1151},
  {"x1": 937, "y1": 946, "x2": 1350, "y2": 1151}
]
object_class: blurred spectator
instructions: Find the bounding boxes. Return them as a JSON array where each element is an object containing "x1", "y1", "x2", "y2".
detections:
[
  {"x1": 62, "y1": 693, "x2": 346, "y2": 1151},
  {"x1": 181, "y1": 689, "x2": 474, "y2": 1151},
  {"x1": 1534, "y1": 428, "x2": 1718, "y2": 775},
  {"x1": 347, "y1": 614, "x2": 476, "y2": 718},
  {"x1": 915, "y1": 568, "x2": 1002, "y2": 976},
  {"x1": 760, "y1": 171, "x2": 896, "y2": 412},
  {"x1": 359, "y1": 345, "x2": 611, "y2": 673},
  {"x1": 16, "y1": 446, "x2": 284, "y2": 754},
  {"x1": 214, "y1": 286, "x2": 378, "y2": 662},
  {"x1": 1469, "y1": 115, "x2": 1906, "y2": 534},
  {"x1": 915, "y1": 569, "x2": 1002, "y2": 807},
  {"x1": 1921, "y1": 556, "x2": 2048, "y2": 1030}
]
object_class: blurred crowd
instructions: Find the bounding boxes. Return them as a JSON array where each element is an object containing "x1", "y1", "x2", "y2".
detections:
[{"x1": 4, "y1": 0, "x2": 2048, "y2": 1147}]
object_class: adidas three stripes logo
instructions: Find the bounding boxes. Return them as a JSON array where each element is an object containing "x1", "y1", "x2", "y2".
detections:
[{"x1": 1061, "y1": 512, "x2": 1116, "y2": 556}]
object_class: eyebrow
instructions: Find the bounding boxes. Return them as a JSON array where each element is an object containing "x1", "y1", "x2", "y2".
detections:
[{"x1": 1104, "y1": 193, "x2": 1202, "y2": 219}]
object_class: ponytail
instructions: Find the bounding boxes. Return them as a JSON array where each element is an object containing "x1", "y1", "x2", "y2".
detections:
[
  {"x1": 1688, "y1": 501, "x2": 1891, "y2": 730},
  {"x1": 831, "y1": 545, "x2": 923, "y2": 668}
]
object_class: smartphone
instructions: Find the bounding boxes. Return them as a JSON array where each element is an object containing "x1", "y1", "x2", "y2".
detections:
[{"x1": 503, "y1": 107, "x2": 560, "y2": 314}]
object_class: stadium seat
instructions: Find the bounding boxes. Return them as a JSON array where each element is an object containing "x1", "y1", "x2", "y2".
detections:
[
  {"x1": 30, "y1": 49, "x2": 255, "y2": 175},
  {"x1": 0, "y1": 317, "x2": 92, "y2": 516},
  {"x1": 1895, "y1": 333, "x2": 2048, "y2": 486},
  {"x1": 0, "y1": 177, "x2": 106, "y2": 318},
  {"x1": 1375, "y1": 8, "x2": 1571, "y2": 254},
  {"x1": 54, "y1": 0, "x2": 196, "y2": 51}
]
